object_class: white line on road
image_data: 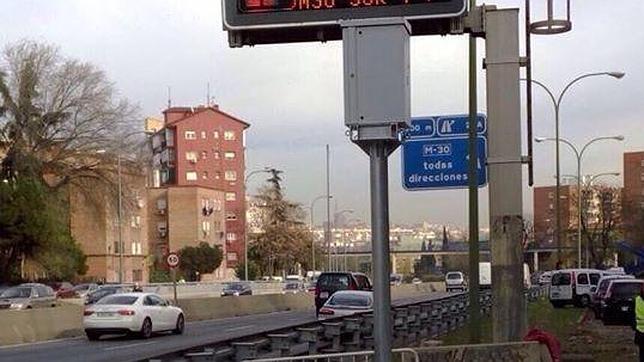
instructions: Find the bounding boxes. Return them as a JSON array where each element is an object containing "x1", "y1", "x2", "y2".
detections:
[
  {"x1": 0, "y1": 336, "x2": 84, "y2": 350},
  {"x1": 225, "y1": 325, "x2": 256, "y2": 332},
  {"x1": 102, "y1": 341, "x2": 157, "y2": 351}
]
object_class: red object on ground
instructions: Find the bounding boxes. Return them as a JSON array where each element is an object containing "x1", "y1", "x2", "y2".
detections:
[{"x1": 524, "y1": 328, "x2": 561, "y2": 362}]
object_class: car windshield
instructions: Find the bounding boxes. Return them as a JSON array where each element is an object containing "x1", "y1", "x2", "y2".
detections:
[
  {"x1": 446, "y1": 273, "x2": 461, "y2": 280},
  {"x1": 551, "y1": 273, "x2": 571, "y2": 286},
  {"x1": 1, "y1": 287, "x2": 31, "y2": 299},
  {"x1": 610, "y1": 282, "x2": 643, "y2": 298},
  {"x1": 90, "y1": 288, "x2": 117, "y2": 298},
  {"x1": 598, "y1": 280, "x2": 613, "y2": 294},
  {"x1": 226, "y1": 283, "x2": 245, "y2": 290},
  {"x1": 318, "y1": 274, "x2": 350, "y2": 289},
  {"x1": 285, "y1": 283, "x2": 299, "y2": 289},
  {"x1": 96, "y1": 295, "x2": 139, "y2": 305},
  {"x1": 73, "y1": 284, "x2": 90, "y2": 291},
  {"x1": 328, "y1": 293, "x2": 371, "y2": 307}
]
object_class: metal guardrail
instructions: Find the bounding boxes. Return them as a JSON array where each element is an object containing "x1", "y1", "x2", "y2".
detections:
[{"x1": 244, "y1": 348, "x2": 420, "y2": 362}]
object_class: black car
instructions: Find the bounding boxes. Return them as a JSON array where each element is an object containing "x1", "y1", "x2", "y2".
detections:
[
  {"x1": 85, "y1": 286, "x2": 127, "y2": 305},
  {"x1": 600, "y1": 279, "x2": 644, "y2": 325},
  {"x1": 221, "y1": 282, "x2": 252, "y2": 296},
  {"x1": 314, "y1": 272, "x2": 372, "y2": 314}
]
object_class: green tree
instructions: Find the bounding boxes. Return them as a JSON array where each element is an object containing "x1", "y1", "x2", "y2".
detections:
[
  {"x1": 178, "y1": 242, "x2": 223, "y2": 281},
  {"x1": 234, "y1": 260, "x2": 260, "y2": 281},
  {"x1": 247, "y1": 169, "x2": 315, "y2": 276},
  {"x1": 0, "y1": 177, "x2": 86, "y2": 282}
]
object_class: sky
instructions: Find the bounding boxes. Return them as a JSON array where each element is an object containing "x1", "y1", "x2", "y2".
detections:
[{"x1": 1, "y1": 0, "x2": 643, "y2": 228}]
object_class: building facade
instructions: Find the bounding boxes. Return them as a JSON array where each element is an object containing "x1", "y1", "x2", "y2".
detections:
[
  {"x1": 149, "y1": 105, "x2": 249, "y2": 272},
  {"x1": 533, "y1": 185, "x2": 576, "y2": 248},
  {"x1": 623, "y1": 151, "x2": 644, "y2": 244},
  {"x1": 69, "y1": 164, "x2": 149, "y2": 283}
]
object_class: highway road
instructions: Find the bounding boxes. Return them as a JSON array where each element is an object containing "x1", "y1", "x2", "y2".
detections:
[{"x1": 0, "y1": 292, "x2": 450, "y2": 362}]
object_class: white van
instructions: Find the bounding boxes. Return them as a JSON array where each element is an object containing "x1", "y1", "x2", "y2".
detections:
[
  {"x1": 477, "y1": 262, "x2": 530, "y2": 289},
  {"x1": 549, "y1": 268, "x2": 606, "y2": 308}
]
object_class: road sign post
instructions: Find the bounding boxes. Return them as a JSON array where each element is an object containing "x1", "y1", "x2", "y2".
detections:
[{"x1": 167, "y1": 252, "x2": 180, "y2": 305}]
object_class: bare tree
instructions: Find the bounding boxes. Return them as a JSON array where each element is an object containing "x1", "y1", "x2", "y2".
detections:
[
  {"x1": 578, "y1": 185, "x2": 622, "y2": 268},
  {"x1": 0, "y1": 40, "x2": 140, "y2": 190}
]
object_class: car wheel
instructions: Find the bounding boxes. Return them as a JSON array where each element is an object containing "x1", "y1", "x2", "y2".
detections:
[
  {"x1": 86, "y1": 331, "x2": 101, "y2": 341},
  {"x1": 551, "y1": 301, "x2": 564, "y2": 309},
  {"x1": 140, "y1": 318, "x2": 152, "y2": 339},
  {"x1": 173, "y1": 314, "x2": 185, "y2": 335},
  {"x1": 579, "y1": 295, "x2": 590, "y2": 308}
]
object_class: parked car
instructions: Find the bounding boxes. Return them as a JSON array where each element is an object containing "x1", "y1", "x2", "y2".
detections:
[
  {"x1": 591, "y1": 274, "x2": 635, "y2": 317},
  {"x1": 221, "y1": 282, "x2": 252, "y2": 296},
  {"x1": 549, "y1": 269, "x2": 605, "y2": 308},
  {"x1": 412, "y1": 278, "x2": 422, "y2": 285},
  {"x1": 0, "y1": 283, "x2": 56, "y2": 310},
  {"x1": 83, "y1": 292, "x2": 184, "y2": 340},
  {"x1": 282, "y1": 282, "x2": 304, "y2": 294},
  {"x1": 71, "y1": 283, "x2": 100, "y2": 298},
  {"x1": 537, "y1": 271, "x2": 553, "y2": 286},
  {"x1": 600, "y1": 279, "x2": 644, "y2": 325},
  {"x1": 85, "y1": 286, "x2": 128, "y2": 305},
  {"x1": 47, "y1": 281, "x2": 74, "y2": 294},
  {"x1": 445, "y1": 271, "x2": 467, "y2": 292},
  {"x1": 390, "y1": 273, "x2": 403, "y2": 286},
  {"x1": 314, "y1": 272, "x2": 372, "y2": 315},
  {"x1": 318, "y1": 291, "x2": 373, "y2": 320}
]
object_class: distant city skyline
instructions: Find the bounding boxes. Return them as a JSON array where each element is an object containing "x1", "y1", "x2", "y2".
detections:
[{"x1": 2, "y1": 0, "x2": 642, "y2": 228}]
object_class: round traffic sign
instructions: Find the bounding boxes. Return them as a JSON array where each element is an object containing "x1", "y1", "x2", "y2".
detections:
[{"x1": 166, "y1": 252, "x2": 180, "y2": 268}]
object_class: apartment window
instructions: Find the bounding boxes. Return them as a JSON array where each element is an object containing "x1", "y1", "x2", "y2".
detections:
[
  {"x1": 186, "y1": 171, "x2": 198, "y2": 181},
  {"x1": 185, "y1": 131, "x2": 196, "y2": 140},
  {"x1": 214, "y1": 151, "x2": 220, "y2": 159},
  {"x1": 547, "y1": 192, "x2": 554, "y2": 199},
  {"x1": 130, "y1": 216, "x2": 141, "y2": 228},
  {"x1": 641, "y1": 159, "x2": 644, "y2": 167},
  {"x1": 113, "y1": 241, "x2": 121, "y2": 254},
  {"x1": 215, "y1": 171, "x2": 221, "y2": 180},
  {"x1": 132, "y1": 269, "x2": 143, "y2": 282},
  {"x1": 225, "y1": 192, "x2": 236, "y2": 201},
  {"x1": 202, "y1": 221, "x2": 211, "y2": 235},
  {"x1": 227, "y1": 252, "x2": 237, "y2": 261},
  {"x1": 226, "y1": 232, "x2": 237, "y2": 241},
  {"x1": 186, "y1": 151, "x2": 197, "y2": 162},
  {"x1": 131, "y1": 241, "x2": 142, "y2": 255},
  {"x1": 213, "y1": 131, "x2": 220, "y2": 139},
  {"x1": 226, "y1": 213, "x2": 237, "y2": 221},
  {"x1": 224, "y1": 151, "x2": 236, "y2": 160},
  {"x1": 225, "y1": 171, "x2": 237, "y2": 181},
  {"x1": 202, "y1": 171, "x2": 208, "y2": 180},
  {"x1": 224, "y1": 131, "x2": 235, "y2": 140},
  {"x1": 201, "y1": 131, "x2": 207, "y2": 139},
  {"x1": 201, "y1": 151, "x2": 208, "y2": 159}
]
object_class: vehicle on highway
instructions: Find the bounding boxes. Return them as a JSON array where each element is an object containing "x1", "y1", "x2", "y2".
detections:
[
  {"x1": 591, "y1": 274, "x2": 635, "y2": 317},
  {"x1": 445, "y1": 271, "x2": 467, "y2": 292},
  {"x1": 600, "y1": 279, "x2": 644, "y2": 325},
  {"x1": 83, "y1": 292, "x2": 184, "y2": 340},
  {"x1": 286, "y1": 275, "x2": 303, "y2": 282},
  {"x1": 549, "y1": 268, "x2": 605, "y2": 308},
  {"x1": 537, "y1": 271, "x2": 553, "y2": 286},
  {"x1": 282, "y1": 282, "x2": 304, "y2": 294},
  {"x1": 412, "y1": 278, "x2": 422, "y2": 285},
  {"x1": 221, "y1": 282, "x2": 252, "y2": 296},
  {"x1": 390, "y1": 273, "x2": 403, "y2": 286},
  {"x1": 85, "y1": 286, "x2": 128, "y2": 305},
  {"x1": 317, "y1": 290, "x2": 373, "y2": 320},
  {"x1": 57, "y1": 283, "x2": 100, "y2": 299},
  {"x1": 314, "y1": 272, "x2": 372, "y2": 315},
  {"x1": 0, "y1": 283, "x2": 56, "y2": 310}
]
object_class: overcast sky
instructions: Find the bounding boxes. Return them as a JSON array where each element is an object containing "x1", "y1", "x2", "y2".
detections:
[{"x1": 2, "y1": 0, "x2": 643, "y2": 228}]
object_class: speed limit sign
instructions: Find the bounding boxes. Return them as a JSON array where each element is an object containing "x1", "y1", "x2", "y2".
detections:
[{"x1": 166, "y1": 252, "x2": 180, "y2": 268}]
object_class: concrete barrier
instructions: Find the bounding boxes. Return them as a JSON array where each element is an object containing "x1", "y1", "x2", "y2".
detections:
[
  {"x1": 0, "y1": 304, "x2": 84, "y2": 346},
  {"x1": 415, "y1": 341, "x2": 553, "y2": 362},
  {"x1": 391, "y1": 282, "x2": 444, "y2": 299}
]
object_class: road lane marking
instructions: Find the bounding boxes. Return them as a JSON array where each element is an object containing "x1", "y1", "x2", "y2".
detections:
[
  {"x1": 225, "y1": 325, "x2": 256, "y2": 332},
  {"x1": 102, "y1": 341, "x2": 157, "y2": 351},
  {"x1": 0, "y1": 336, "x2": 84, "y2": 350}
]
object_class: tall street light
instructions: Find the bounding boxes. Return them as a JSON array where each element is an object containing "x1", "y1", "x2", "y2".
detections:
[
  {"x1": 536, "y1": 135, "x2": 624, "y2": 267},
  {"x1": 309, "y1": 195, "x2": 333, "y2": 271},
  {"x1": 244, "y1": 167, "x2": 274, "y2": 281},
  {"x1": 526, "y1": 71, "x2": 625, "y2": 266}
]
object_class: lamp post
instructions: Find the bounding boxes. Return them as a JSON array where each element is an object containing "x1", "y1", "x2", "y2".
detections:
[
  {"x1": 309, "y1": 195, "x2": 333, "y2": 271},
  {"x1": 536, "y1": 135, "x2": 624, "y2": 267},
  {"x1": 244, "y1": 167, "x2": 274, "y2": 281},
  {"x1": 525, "y1": 71, "x2": 625, "y2": 266}
]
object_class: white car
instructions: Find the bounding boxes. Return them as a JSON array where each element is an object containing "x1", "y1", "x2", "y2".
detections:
[
  {"x1": 83, "y1": 293, "x2": 184, "y2": 340},
  {"x1": 317, "y1": 290, "x2": 373, "y2": 320}
]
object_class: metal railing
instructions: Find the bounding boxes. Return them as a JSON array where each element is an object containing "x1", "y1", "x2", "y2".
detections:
[{"x1": 244, "y1": 348, "x2": 420, "y2": 362}]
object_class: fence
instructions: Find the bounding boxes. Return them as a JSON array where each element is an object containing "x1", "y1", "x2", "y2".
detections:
[{"x1": 245, "y1": 348, "x2": 420, "y2": 362}]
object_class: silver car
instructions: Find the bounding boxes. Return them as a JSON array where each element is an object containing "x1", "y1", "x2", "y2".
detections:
[
  {"x1": 0, "y1": 283, "x2": 56, "y2": 310},
  {"x1": 317, "y1": 291, "x2": 373, "y2": 320}
]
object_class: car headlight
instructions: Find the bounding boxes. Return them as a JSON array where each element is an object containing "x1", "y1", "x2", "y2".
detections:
[{"x1": 10, "y1": 303, "x2": 24, "y2": 309}]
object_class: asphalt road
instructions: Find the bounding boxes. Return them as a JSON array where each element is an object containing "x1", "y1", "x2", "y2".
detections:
[{"x1": 0, "y1": 292, "x2": 451, "y2": 362}]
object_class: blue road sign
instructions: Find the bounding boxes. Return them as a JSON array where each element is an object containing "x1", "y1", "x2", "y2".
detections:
[
  {"x1": 402, "y1": 136, "x2": 487, "y2": 190},
  {"x1": 402, "y1": 113, "x2": 488, "y2": 191}
]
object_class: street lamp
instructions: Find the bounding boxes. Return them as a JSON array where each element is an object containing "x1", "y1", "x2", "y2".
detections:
[
  {"x1": 527, "y1": 71, "x2": 625, "y2": 266},
  {"x1": 536, "y1": 135, "x2": 624, "y2": 267},
  {"x1": 244, "y1": 167, "x2": 274, "y2": 281},
  {"x1": 310, "y1": 195, "x2": 333, "y2": 271}
]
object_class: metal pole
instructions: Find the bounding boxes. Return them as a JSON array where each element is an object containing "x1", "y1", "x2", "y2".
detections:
[
  {"x1": 310, "y1": 206, "x2": 316, "y2": 271},
  {"x1": 485, "y1": 8, "x2": 526, "y2": 342},
  {"x1": 117, "y1": 154, "x2": 123, "y2": 284},
  {"x1": 577, "y1": 155, "x2": 582, "y2": 268},
  {"x1": 555, "y1": 104, "x2": 562, "y2": 267},
  {"x1": 467, "y1": 0, "x2": 481, "y2": 344},
  {"x1": 326, "y1": 144, "x2": 331, "y2": 271},
  {"x1": 369, "y1": 141, "x2": 393, "y2": 362}
]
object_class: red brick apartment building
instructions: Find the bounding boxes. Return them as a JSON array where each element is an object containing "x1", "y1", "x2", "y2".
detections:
[
  {"x1": 147, "y1": 105, "x2": 249, "y2": 278},
  {"x1": 623, "y1": 151, "x2": 644, "y2": 243},
  {"x1": 533, "y1": 185, "x2": 576, "y2": 248}
]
